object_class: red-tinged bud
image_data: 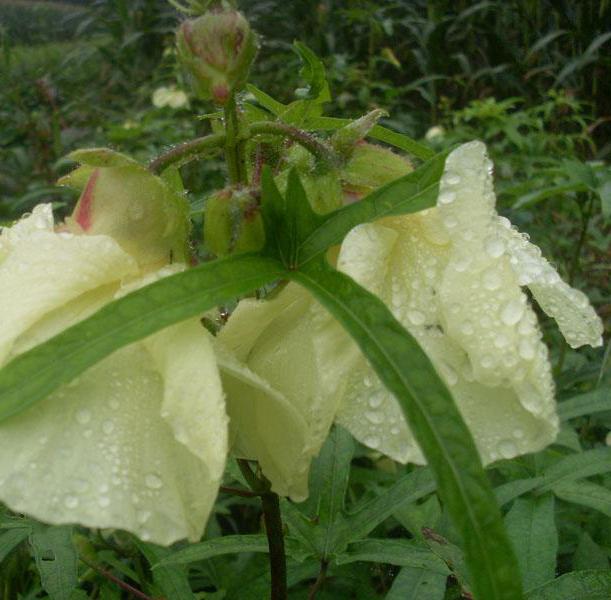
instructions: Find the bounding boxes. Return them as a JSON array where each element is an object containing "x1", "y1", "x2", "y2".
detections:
[
  {"x1": 204, "y1": 186, "x2": 264, "y2": 257},
  {"x1": 177, "y1": 8, "x2": 257, "y2": 104},
  {"x1": 59, "y1": 148, "x2": 190, "y2": 270}
]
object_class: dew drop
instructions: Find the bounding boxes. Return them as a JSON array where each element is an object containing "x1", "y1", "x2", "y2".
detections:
[
  {"x1": 501, "y1": 299, "x2": 525, "y2": 326},
  {"x1": 75, "y1": 409, "x2": 91, "y2": 425},
  {"x1": 145, "y1": 473, "x2": 163, "y2": 490},
  {"x1": 438, "y1": 191, "x2": 456, "y2": 205},
  {"x1": 485, "y1": 237, "x2": 505, "y2": 258},
  {"x1": 460, "y1": 320, "x2": 474, "y2": 336},
  {"x1": 443, "y1": 216, "x2": 458, "y2": 229},
  {"x1": 445, "y1": 173, "x2": 461, "y2": 185},
  {"x1": 102, "y1": 420, "x2": 115, "y2": 435},
  {"x1": 364, "y1": 435, "x2": 380, "y2": 449},
  {"x1": 481, "y1": 269, "x2": 502, "y2": 291},
  {"x1": 498, "y1": 439, "x2": 517, "y2": 459},
  {"x1": 64, "y1": 495, "x2": 79, "y2": 509},
  {"x1": 518, "y1": 340, "x2": 535, "y2": 360},
  {"x1": 407, "y1": 310, "x2": 425, "y2": 326},
  {"x1": 138, "y1": 510, "x2": 152, "y2": 524},
  {"x1": 368, "y1": 392, "x2": 384, "y2": 409},
  {"x1": 365, "y1": 411, "x2": 384, "y2": 425},
  {"x1": 98, "y1": 496, "x2": 110, "y2": 508}
]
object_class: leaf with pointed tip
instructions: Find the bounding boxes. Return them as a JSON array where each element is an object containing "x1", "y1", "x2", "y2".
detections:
[
  {"x1": 305, "y1": 116, "x2": 435, "y2": 160},
  {"x1": 335, "y1": 539, "x2": 449, "y2": 574}
]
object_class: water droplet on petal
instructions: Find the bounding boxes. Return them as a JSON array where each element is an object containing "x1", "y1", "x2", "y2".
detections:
[
  {"x1": 485, "y1": 237, "x2": 505, "y2": 258},
  {"x1": 98, "y1": 496, "x2": 110, "y2": 508},
  {"x1": 145, "y1": 474, "x2": 163, "y2": 490},
  {"x1": 407, "y1": 310, "x2": 425, "y2": 325},
  {"x1": 368, "y1": 392, "x2": 384, "y2": 409},
  {"x1": 75, "y1": 409, "x2": 91, "y2": 425},
  {"x1": 64, "y1": 495, "x2": 79, "y2": 509},
  {"x1": 445, "y1": 173, "x2": 461, "y2": 185},
  {"x1": 365, "y1": 411, "x2": 384, "y2": 424},
  {"x1": 364, "y1": 435, "x2": 380, "y2": 449},
  {"x1": 501, "y1": 299, "x2": 525, "y2": 326},
  {"x1": 498, "y1": 439, "x2": 517, "y2": 459},
  {"x1": 102, "y1": 420, "x2": 115, "y2": 434},
  {"x1": 439, "y1": 191, "x2": 456, "y2": 205}
]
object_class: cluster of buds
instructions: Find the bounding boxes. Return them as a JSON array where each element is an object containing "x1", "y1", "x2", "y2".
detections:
[{"x1": 177, "y1": 4, "x2": 257, "y2": 104}]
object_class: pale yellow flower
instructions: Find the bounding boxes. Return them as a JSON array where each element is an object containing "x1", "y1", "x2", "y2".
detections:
[
  {"x1": 218, "y1": 141, "x2": 603, "y2": 498},
  {"x1": 0, "y1": 158, "x2": 227, "y2": 545}
]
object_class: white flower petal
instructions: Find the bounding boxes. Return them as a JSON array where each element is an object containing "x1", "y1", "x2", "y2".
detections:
[
  {"x1": 218, "y1": 285, "x2": 344, "y2": 500},
  {"x1": 0, "y1": 327, "x2": 225, "y2": 545},
  {"x1": 497, "y1": 222, "x2": 603, "y2": 348},
  {"x1": 0, "y1": 222, "x2": 138, "y2": 363}
]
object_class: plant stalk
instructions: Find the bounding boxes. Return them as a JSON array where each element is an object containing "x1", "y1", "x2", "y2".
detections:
[
  {"x1": 224, "y1": 94, "x2": 247, "y2": 184},
  {"x1": 237, "y1": 459, "x2": 288, "y2": 600},
  {"x1": 148, "y1": 132, "x2": 226, "y2": 174}
]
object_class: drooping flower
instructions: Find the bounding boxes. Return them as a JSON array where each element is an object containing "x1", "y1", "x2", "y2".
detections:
[
  {"x1": 0, "y1": 151, "x2": 228, "y2": 545},
  {"x1": 218, "y1": 141, "x2": 603, "y2": 498}
]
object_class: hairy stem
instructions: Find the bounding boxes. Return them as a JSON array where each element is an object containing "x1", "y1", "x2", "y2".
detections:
[
  {"x1": 148, "y1": 120, "x2": 340, "y2": 175},
  {"x1": 148, "y1": 132, "x2": 226, "y2": 174},
  {"x1": 224, "y1": 95, "x2": 247, "y2": 184}
]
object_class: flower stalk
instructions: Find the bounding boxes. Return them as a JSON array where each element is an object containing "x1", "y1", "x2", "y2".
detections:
[{"x1": 238, "y1": 460, "x2": 287, "y2": 600}]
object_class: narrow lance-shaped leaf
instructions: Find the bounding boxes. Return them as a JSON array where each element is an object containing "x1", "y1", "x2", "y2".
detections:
[
  {"x1": 289, "y1": 259, "x2": 523, "y2": 600},
  {"x1": 0, "y1": 254, "x2": 285, "y2": 421}
]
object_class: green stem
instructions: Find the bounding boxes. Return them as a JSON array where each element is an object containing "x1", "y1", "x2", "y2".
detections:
[
  {"x1": 148, "y1": 121, "x2": 340, "y2": 175},
  {"x1": 148, "y1": 132, "x2": 226, "y2": 174},
  {"x1": 237, "y1": 460, "x2": 288, "y2": 600},
  {"x1": 224, "y1": 95, "x2": 247, "y2": 184},
  {"x1": 249, "y1": 121, "x2": 340, "y2": 169}
]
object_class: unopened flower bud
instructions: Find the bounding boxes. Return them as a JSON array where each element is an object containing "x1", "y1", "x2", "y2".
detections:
[
  {"x1": 331, "y1": 109, "x2": 388, "y2": 157},
  {"x1": 342, "y1": 142, "x2": 413, "y2": 200},
  {"x1": 177, "y1": 8, "x2": 257, "y2": 104},
  {"x1": 204, "y1": 187, "x2": 264, "y2": 257},
  {"x1": 59, "y1": 148, "x2": 190, "y2": 270}
]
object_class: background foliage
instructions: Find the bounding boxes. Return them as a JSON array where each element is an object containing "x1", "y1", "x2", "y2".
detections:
[{"x1": 0, "y1": 0, "x2": 609, "y2": 598}]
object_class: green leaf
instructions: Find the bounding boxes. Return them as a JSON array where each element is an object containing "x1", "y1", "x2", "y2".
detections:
[
  {"x1": 525, "y1": 570, "x2": 611, "y2": 600},
  {"x1": 292, "y1": 41, "x2": 331, "y2": 104},
  {"x1": 552, "y1": 479, "x2": 611, "y2": 518},
  {"x1": 305, "y1": 115, "x2": 435, "y2": 160},
  {"x1": 297, "y1": 425, "x2": 355, "y2": 557},
  {"x1": 558, "y1": 387, "x2": 611, "y2": 421},
  {"x1": 297, "y1": 151, "x2": 447, "y2": 265},
  {"x1": 385, "y1": 567, "x2": 447, "y2": 600},
  {"x1": 504, "y1": 494, "x2": 557, "y2": 591},
  {"x1": 335, "y1": 539, "x2": 449, "y2": 574},
  {"x1": 153, "y1": 535, "x2": 271, "y2": 567},
  {"x1": 573, "y1": 533, "x2": 609, "y2": 571},
  {"x1": 289, "y1": 260, "x2": 523, "y2": 600},
  {"x1": 495, "y1": 448, "x2": 611, "y2": 505},
  {"x1": 0, "y1": 254, "x2": 285, "y2": 421},
  {"x1": 0, "y1": 527, "x2": 31, "y2": 563},
  {"x1": 29, "y1": 525, "x2": 78, "y2": 600},
  {"x1": 422, "y1": 528, "x2": 471, "y2": 594},
  {"x1": 338, "y1": 468, "x2": 435, "y2": 548},
  {"x1": 246, "y1": 84, "x2": 286, "y2": 116},
  {"x1": 133, "y1": 540, "x2": 194, "y2": 600}
]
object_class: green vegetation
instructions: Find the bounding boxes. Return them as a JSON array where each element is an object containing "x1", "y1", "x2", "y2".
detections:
[{"x1": 0, "y1": 1, "x2": 609, "y2": 598}]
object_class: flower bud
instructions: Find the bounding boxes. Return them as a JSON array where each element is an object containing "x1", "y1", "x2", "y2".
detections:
[
  {"x1": 59, "y1": 148, "x2": 190, "y2": 270},
  {"x1": 342, "y1": 142, "x2": 413, "y2": 201},
  {"x1": 331, "y1": 109, "x2": 388, "y2": 157},
  {"x1": 177, "y1": 8, "x2": 257, "y2": 104},
  {"x1": 204, "y1": 187, "x2": 264, "y2": 257}
]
